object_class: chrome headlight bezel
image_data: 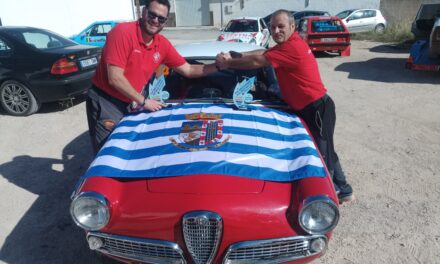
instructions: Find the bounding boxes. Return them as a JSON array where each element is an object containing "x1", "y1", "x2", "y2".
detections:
[
  {"x1": 298, "y1": 195, "x2": 339, "y2": 235},
  {"x1": 70, "y1": 192, "x2": 110, "y2": 231}
]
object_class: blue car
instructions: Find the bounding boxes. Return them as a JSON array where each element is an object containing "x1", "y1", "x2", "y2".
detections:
[{"x1": 70, "y1": 20, "x2": 122, "y2": 47}]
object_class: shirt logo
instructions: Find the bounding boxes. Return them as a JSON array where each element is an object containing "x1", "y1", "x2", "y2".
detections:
[{"x1": 153, "y1": 52, "x2": 161, "y2": 63}]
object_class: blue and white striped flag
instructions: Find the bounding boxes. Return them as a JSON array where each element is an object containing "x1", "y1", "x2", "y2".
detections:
[{"x1": 83, "y1": 104, "x2": 326, "y2": 182}]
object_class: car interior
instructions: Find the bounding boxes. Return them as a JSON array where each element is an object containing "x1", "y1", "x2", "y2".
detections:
[{"x1": 161, "y1": 61, "x2": 280, "y2": 101}]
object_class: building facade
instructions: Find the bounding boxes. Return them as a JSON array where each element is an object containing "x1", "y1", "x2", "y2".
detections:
[{"x1": 0, "y1": 0, "x2": 434, "y2": 37}]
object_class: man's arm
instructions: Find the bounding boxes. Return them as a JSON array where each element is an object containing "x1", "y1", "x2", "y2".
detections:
[
  {"x1": 107, "y1": 65, "x2": 165, "y2": 111},
  {"x1": 216, "y1": 52, "x2": 271, "y2": 70},
  {"x1": 240, "y1": 49, "x2": 266, "y2": 57},
  {"x1": 172, "y1": 62, "x2": 218, "y2": 78}
]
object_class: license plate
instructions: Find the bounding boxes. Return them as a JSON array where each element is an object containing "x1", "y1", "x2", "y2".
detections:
[
  {"x1": 321, "y1": 38, "x2": 337, "y2": 42},
  {"x1": 80, "y1": 57, "x2": 98, "y2": 68}
]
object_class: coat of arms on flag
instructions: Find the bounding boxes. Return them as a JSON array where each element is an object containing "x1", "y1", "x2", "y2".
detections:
[{"x1": 170, "y1": 112, "x2": 231, "y2": 151}]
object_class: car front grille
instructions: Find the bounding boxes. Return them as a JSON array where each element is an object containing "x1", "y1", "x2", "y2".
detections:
[
  {"x1": 87, "y1": 232, "x2": 186, "y2": 264},
  {"x1": 223, "y1": 235, "x2": 327, "y2": 264},
  {"x1": 182, "y1": 211, "x2": 223, "y2": 264}
]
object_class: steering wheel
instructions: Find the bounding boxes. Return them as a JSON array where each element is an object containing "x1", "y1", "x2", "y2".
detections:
[{"x1": 202, "y1": 88, "x2": 223, "y2": 98}]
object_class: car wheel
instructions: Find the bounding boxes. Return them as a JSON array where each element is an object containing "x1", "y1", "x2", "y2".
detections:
[
  {"x1": 0, "y1": 80, "x2": 40, "y2": 116},
  {"x1": 374, "y1": 24, "x2": 385, "y2": 34}
]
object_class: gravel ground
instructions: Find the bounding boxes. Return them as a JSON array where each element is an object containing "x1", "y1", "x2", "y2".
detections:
[{"x1": 0, "y1": 28, "x2": 439, "y2": 264}]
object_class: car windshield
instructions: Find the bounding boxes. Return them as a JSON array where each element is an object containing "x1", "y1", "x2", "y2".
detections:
[
  {"x1": 311, "y1": 19, "x2": 345, "y2": 32},
  {"x1": 336, "y1": 10, "x2": 354, "y2": 19},
  {"x1": 224, "y1": 20, "x2": 258, "y2": 32},
  {"x1": 160, "y1": 60, "x2": 280, "y2": 102},
  {"x1": 3, "y1": 28, "x2": 76, "y2": 49}
]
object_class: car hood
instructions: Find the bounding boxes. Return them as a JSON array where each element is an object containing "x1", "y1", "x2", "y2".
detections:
[
  {"x1": 82, "y1": 103, "x2": 325, "y2": 195},
  {"x1": 147, "y1": 174, "x2": 265, "y2": 194}
]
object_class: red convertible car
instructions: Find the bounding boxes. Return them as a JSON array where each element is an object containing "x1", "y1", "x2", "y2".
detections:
[
  {"x1": 70, "y1": 42, "x2": 339, "y2": 264},
  {"x1": 297, "y1": 16, "x2": 351, "y2": 57}
]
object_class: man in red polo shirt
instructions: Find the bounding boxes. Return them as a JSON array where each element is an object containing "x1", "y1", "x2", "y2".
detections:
[
  {"x1": 215, "y1": 9, "x2": 354, "y2": 204},
  {"x1": 87, "y1": 0, "x2": 217, "y2": 154}
]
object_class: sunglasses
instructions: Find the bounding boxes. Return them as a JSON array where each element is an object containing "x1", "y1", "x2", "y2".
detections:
[{"x1": 147, "y1": 10, "x2": 168, "y2": 24}]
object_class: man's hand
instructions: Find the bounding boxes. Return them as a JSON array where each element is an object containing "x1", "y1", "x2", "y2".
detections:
[
  {"x1": 215, "y1": 52, "x2": 231, "y2": 70},
  {"x1": 143, "y1": 99, "x2": 166, "y2": 112}
]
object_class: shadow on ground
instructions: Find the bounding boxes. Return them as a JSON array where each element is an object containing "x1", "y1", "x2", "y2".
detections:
[
  {"x1": 369, "y1": 40, "x2": 414, "y2": 54},
  {"x1": 0, "y1": 132, "x2": 116, "y2": 263},
  {"x1": 335, "y1": 57, "x2": 440, "y2": 84}
]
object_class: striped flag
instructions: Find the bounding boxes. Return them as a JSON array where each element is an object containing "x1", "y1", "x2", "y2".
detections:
[{"x1": 83, "y1": 104, "x2": 326, "y2": 182}]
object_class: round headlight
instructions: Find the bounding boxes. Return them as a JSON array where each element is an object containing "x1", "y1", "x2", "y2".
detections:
[
  {"x1": 70, "y1": 192, "x2": 110, "y2": 231},
  {"x1": 299, "y1": 195, "x2": 339, "y2": 234}
]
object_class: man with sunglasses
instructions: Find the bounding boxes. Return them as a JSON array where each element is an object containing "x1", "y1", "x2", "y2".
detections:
[{"x1": 87, "y1": 0, "x2": 218, "y2": 154}]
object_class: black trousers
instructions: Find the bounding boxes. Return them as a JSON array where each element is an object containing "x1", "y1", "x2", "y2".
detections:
[
  {"x1": 86, "y1": 85, "x2": 129, "y2": 155},
  {"x1": 296, "y1": 94, "x2": 348, "y2": 188}
]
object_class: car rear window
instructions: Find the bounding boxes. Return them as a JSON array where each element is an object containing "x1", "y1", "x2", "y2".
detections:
[
  {"x1": 224, "y1": 20, "x2": 258, "y2": 32},
  {"x1": 4, "y1": 28, "x2": 75, "y2": 49},
  {"x1": 311, "y1": 20, "x2": 345, "y2": 33},
  {"x1": 417, "y1": 4, "x2": 440, "y2": 19}
]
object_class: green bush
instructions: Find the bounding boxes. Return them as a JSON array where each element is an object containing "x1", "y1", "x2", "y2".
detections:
[{"x1": 350, "y1": 20, "x2": 414, "y2": 43}]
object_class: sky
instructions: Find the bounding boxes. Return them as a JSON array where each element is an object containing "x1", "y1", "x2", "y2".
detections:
[{"x1": 0, "y1": 0, "x2": 135, "y2": 37}]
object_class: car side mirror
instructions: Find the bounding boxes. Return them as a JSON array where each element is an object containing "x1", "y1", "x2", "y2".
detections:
[{"x1": 346, "y1": 18, "x2": 351, "y2": 22}]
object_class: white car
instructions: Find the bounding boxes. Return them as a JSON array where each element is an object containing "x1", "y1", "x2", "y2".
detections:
[
  {"x1": 336, "y1": 9, "x2": 387, "y2": 33},
  {"x1": 217, "y1": 17, "x2": 271, "y2": 48}
]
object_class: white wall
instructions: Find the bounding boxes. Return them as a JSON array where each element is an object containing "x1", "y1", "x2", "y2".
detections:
[{"x1": 0, "y1": 0, "x2": 135, "y2": 37}]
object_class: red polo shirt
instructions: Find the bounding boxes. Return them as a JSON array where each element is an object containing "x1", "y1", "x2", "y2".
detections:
[
  {"x1": 92, "y1": 21, "x2": 186, "y2": 102},
  {"x1": 264, "y1": 32, "x2": 326, "y2": 111}
]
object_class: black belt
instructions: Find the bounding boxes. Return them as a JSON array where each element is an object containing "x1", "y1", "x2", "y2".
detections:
[
  {"x1": 90, "y1": 85, "x2": 129, "y2": 108},
  {"x1": 299, "y1": 94, "x2": 329, "y2": 114},
  {"x1": 307, "y1": 94, "x2": 329, "y2": 108}
]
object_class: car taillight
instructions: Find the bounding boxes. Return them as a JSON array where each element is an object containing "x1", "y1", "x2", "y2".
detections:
[
  {"x1": 51, "y1": 58, "x2": 79, "y2": 75},
  {"x1": 217, "y1": 35, "x2": 224, "y2": 41}
]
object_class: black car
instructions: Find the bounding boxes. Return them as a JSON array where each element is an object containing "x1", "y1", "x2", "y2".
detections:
[
  {"x1": 264, "y1": 10, "x2": 329, "y2": 28},
  {"x1": 0, "y1": 26, "x2": 101, "y2": 116},
  {"x1": 263, "y1": 10, "x2": 296, "y2": 28},
  {"x1": 411, "y1": 3, "x2": 440, "y2": 40}
]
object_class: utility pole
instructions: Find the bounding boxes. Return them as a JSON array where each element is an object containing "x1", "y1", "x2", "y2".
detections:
[
  {"x1": 220, "y1": 0, "x2": 224, "y2": 27},
  {"x1": 135, "y1": 0, "x2": 141, "y2": 20}
]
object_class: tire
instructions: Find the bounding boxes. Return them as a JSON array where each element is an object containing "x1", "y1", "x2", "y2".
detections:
[
  {"x1": 374, "y1": 24, "x2": 385, "y2": 34},
  {"x1": 0, "y1": 80, "x2": 40, "y2": 116}
]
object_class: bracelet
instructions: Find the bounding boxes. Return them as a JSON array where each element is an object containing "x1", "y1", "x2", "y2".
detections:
[{"x1": 139, "y1": 97, "x2": 147, "y2": 107}]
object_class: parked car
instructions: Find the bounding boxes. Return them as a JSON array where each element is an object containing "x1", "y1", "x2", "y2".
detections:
[
  {"x1": 0, "y1": 27, "x2": 101, "y2": 116},
  {"x1": 336, "y1": 9, "x2": 386, "y2": 33},
  {"x1": 297, "y1": 16, "x2": 351, "y2": 56},
  {"x1": 70, "y1": 41, "x2": 340, "y2": 264},
  {"x1": 293, "y1": 10, "x2": 330, "y2": 26},
  {"x1": 429, "y1": 18, "x2": 440, "y2": 58},
  {"x1": 411, "y1": 3, "x2": 440, "y2": 40},
  {"x1": 217, "y1": 17, "x2": 271, "y2": 48},
  {"x1": 70, "y1": 20, "x2": 121, "y2": 47}
]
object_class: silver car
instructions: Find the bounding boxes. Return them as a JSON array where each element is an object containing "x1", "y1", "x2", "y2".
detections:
[{"x1": 336, "y1": 9, "x2": 387, "y2": 33}]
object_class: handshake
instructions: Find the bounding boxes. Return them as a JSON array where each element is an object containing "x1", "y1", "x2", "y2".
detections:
[{"x1": 215, "y1": 51, "x2": 243, "y2": 70}]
